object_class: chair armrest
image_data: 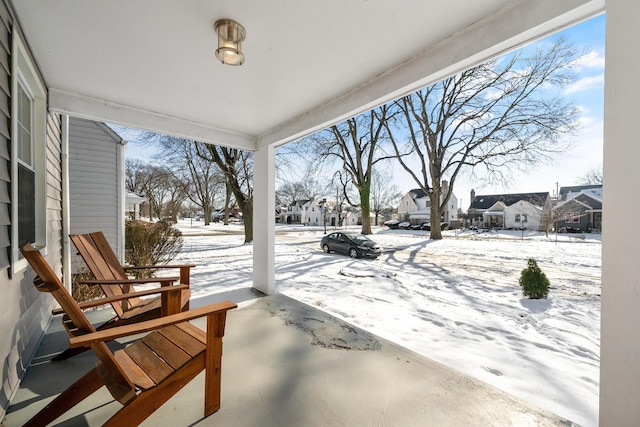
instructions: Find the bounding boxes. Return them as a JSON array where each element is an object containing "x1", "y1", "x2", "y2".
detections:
[
  {"x1": 69, "y1": 301, "x2": 238, "y2": 347},
  {"x1": 52, "y1": 284, "x2": 190, "y2": 314},
  {"x1": 125, "y1": 264, "x2": 196, "y2": 270},
  {"x1": 77, "y1": 276, "x2": 181, "y2": 286},
  {"x1": 125, "y1": 265, "x2": 195, "y2": 286}
]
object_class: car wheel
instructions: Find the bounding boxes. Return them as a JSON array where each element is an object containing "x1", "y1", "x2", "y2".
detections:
[
  {"x1": 323, "y1": 244, "x2": 331, "y2": 253},
  {"x1": 348, "y1": 248, "x2": 358, "y2": 258}
]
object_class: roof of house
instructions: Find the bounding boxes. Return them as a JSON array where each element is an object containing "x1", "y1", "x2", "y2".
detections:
[
  {"x1": 468, "y1": 192, "x2": 549, "y2": 211},
  {"x1": 407, "y1": 189, "x2": 428, "y2": 199},
  {"x1": 291, "y1": 199, "x2": 312, "y2": 207},
  {"x1": 556, "y1": 191, "x2": 603, "y2": 210},
  {"x1": 559, "y1": 184, "x2": 602, "y2": 201}
]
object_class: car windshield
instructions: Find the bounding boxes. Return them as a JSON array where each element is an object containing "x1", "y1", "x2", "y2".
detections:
[{"x1": 346, "y1": 234, "x2": 371, "y2": 243}]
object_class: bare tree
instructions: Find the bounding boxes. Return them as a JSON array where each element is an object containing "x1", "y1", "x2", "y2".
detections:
[
  {"x1": 311, "y1": 106, "x2": 395, "y2": 234},
  {"x1": 125, "y1": 159, "x2": 173, "y2": 221},
  {"x1": 579, "y1": 166, "x2": 603, "y2": 185},
  {"x1": 157, "y1": 138, "x2": 225, "y2": 225},
  {"x1": 370, "y1": 170, "x2": 402, "y2": 226},
  {"x1": 196, "y1": 144, "x2": 254, "y2": 243},
  {"x1": 164, "y1": 176, "x2": 189, "y2": 222},
  {"x1": 276, "y1": 180, "x2": 322, "y2": 206},
  {"x1": 386, "y1": 38, "x2": 580, "y2": 239}
]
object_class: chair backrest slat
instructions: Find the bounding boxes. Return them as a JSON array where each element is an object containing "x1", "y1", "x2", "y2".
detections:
[
  {"x1": 71, "y1": 231, "x2": 143, "y2": 315},
  {"x1": 21, "y1": 243, "x2": 137, "y2": 404}
]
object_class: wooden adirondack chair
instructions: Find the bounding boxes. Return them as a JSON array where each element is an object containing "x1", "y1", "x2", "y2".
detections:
[
  {"x1": 54, "y1": 231, "x2": 195, "y2": 360},
  {"x1": 21, "y1": 243, "x2": 236, "y2": 427}
]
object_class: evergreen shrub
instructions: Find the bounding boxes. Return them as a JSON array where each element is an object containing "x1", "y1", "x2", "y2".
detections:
[{"x1": 519, "y1": 258, "x2": 550, "y2": 299}]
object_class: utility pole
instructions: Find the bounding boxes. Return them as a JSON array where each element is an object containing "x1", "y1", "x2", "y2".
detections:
[{"x1": 555, "y1": 181, "x2": 559, "y2": 244}]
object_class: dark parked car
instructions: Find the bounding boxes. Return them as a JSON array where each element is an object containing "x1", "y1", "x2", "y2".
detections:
[
  {"x1": 321, "y1": 232, "x2": 383, "y2": 259},
  {"x1": 420, "y1": 222, "x2": 448, "y2": 231},
  {"x1": 384, "y1": 220, "x2": 400, "y2": 229}
]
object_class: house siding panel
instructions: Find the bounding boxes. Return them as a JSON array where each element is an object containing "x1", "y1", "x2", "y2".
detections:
[
  {"x1": 69, "y1": 117, "x2": 124, "y2": 260},
  {"x1": 0, "y1": 2, "x2": 61, "y2": 418}
]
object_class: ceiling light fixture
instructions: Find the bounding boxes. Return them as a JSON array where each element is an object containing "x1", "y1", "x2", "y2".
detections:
[{"x1": 214, "y1": 19, "x2": 246, "y2": 66}]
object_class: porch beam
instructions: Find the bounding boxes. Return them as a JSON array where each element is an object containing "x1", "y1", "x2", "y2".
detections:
[
  {"x1": 49, "y1": 88, "x2": 257, "y2": 151},
  {"x1": 257, "y1": 0, "x2": 604, "y2": 149}
]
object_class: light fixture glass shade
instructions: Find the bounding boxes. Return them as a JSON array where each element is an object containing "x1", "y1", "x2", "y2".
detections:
[{"x1": 214, "y1": 19, "x2": 246, "y2": 66}]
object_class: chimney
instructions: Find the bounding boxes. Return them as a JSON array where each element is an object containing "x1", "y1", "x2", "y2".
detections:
[
  {"x1": 470, "y1": 189, "x2": 476, "y2": 204},
  {"x1": 442, "y1": 180, "x2": 449, "y2": 195}
]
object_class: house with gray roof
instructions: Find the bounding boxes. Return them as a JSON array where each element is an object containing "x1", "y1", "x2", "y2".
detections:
[
  {"x1": 554, "y1": 187, "x2": 603, "y2": 232},
  {"x1": 467, "y1": 190, "x2": 552, "y2": 230}
]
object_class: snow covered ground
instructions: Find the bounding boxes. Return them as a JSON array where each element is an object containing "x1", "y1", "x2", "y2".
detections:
[{"x1": 173, "y1": 220, "x2": 600, "y2": 426}]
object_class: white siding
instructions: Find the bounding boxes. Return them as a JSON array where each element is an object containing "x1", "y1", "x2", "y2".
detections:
[
  {"x1": 0, "y1": 2, "x2": 61, "y2": 416},
  {"x1": 503, "y1": 200, "x2": 542, "y2": 230},
  {"x1": 68, "y1": 117, "x2": 125, "y2": 262},
  {"x1": 0, "y1": 108, "x2": 61, "y2": 417}
]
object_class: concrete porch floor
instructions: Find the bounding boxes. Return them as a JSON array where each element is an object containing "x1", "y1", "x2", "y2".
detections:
[{"x1": 3, "y1": 290, "x2": 576, "y2": 426}]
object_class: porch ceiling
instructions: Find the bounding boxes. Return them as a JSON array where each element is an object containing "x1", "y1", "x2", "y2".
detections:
[{"x1": 11, "y1": 0, "x2": 603, "y2": 151}]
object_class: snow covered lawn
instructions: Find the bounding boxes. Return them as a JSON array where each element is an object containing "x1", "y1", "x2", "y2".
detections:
[{"x1": 174, "y1": 221, "x2": 600, "y2": 426}]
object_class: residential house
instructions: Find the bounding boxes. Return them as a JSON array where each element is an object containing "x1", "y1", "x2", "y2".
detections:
[
  {"x1": 398, "y1": 181, "x2": 458, "y2": 226},
  {"x1": 69, "y1": 117, "x2": 127, "y2": 261},
  {"x1": 285, "y1": 199, "x2": 338, "y2": 226},
  {"x1": 503, "y1": 200, "x2": 544, "y2": 230},
  {"x1": 467, "y1": 190, "x2": 552, "y2": 231},
  {"x1": 125, "y1": 192, "x2": 146, "y2": 221},
  {"x1": 285, "y1": 199, "x2": 311, "y2": 224},
  {"x1": 2, "y1": 2, "x2": 639, "y2": 424},
  {"x1": 483, "y1": 201, "x2": 507, "y2": 228},
  {"x1": 558, "y1": 184, "x2": 602, "y2": 202},
  {"x1": 554, "y1": 189, "x2": 603, "y2": 232}
]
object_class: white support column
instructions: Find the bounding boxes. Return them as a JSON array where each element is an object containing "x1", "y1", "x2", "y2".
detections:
[
  {"x1": 600, "y1": 2, "x2": 640, "y2": 424},
  {"x1": 61, "y1": 115, "x2": 71, "y2": 293},
  {"x1": 252, "y1": 143, "x2": 276, "y2": 294}
]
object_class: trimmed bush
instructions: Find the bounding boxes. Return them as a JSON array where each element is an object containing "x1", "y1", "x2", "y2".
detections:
[
  {"x1": 519, "y1": 258, "x2": 550, "y2": 299},
  {"x1": 125, "y1": 220, "x2": 183, "y2": 278},
  {"x1": 72, "y1": 270, "x2": 104, "y2": 304}
]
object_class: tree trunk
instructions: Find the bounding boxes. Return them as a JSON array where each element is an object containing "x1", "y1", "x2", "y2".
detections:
[
  {"x1": 203, "y1": 204, "x2": 211, "y2": 226},
  {"x1": 241, "y1": 202, "x2": 253, "y2": 243},
  {"x1": 360, "y1": 183, "x2": 372, "y2": 234},
  {"x1": 429, "y1": 190, "x2": 443, "y2": 240},
  {"x1": 223, "y1": 182, "x2": 231, "y2": 225}
]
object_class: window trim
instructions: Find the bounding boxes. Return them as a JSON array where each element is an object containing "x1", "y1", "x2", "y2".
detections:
[{"x1": 11, "y1": 29, "x2": 47, "y2": 275}]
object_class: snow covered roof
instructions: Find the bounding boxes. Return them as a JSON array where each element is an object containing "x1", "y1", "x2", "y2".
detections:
[
  {"x1": 125, "y1": 192, "x2": 146, "y2": 203},
  {"x1": 469, "y1": 192, "x2": 549, "y2": 210},
  {"x1": 559, "y1": 184, "x2": 602, "y2": 202}
]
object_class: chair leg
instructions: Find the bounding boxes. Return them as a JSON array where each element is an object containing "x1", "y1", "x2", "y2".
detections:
[
  {"x1": 205, "y1": 313, "x2": 225, "y2": 416},
  {"x1": 23, "y1": 367, "x2": 104, "y2": 427}
]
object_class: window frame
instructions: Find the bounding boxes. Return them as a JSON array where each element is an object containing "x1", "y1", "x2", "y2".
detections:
[{"x1": 11, "y1": 29, "x2": 47, "y2": 274}]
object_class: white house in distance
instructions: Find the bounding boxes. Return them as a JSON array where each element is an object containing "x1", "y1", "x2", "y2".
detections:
[
  {"x1": 284, "y1": 199, "x2": 340, "y2": 226},
  {"x1": 125, "y1": 192, "x2": 146, "y2": 220},
  {"x1": 467, "y1": 190, "x2": 552, "y2": 231},
  {"x1": 503, "y1": 200, "x2": 544, "y2": 230},
  {"x1": 397, "y1": 181, "x2": 459, "y2": 227}
]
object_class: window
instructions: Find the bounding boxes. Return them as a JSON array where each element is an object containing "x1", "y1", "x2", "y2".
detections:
[
  {"x1": 11, "y1": 30, "x2": 47, "y2": 273},
  {"x1": 564, "y1": 212, "x2": 580, "y2": 224}
]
